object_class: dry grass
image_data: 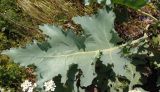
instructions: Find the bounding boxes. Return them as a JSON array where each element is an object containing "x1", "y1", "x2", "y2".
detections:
[
  {"x1": 17, "y1": 0, "x2": 84, "y2": 24},
  {"x1": 17, "y1": 0, "x2": 101, "y2": 25}
]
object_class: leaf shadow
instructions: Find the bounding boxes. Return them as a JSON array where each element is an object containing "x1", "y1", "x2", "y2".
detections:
[
  {"x1": 79, "y1": 57, "x2": 117, "y2": 92},
  {"x1": 49, "y1": 49, "x2": 134, "y2": 92},
  {"x1": 92, "y1": 58, "x2": 116, "y2": 91},
  {"x1": 37, "y1": 41, "x2": 52, "y2": 52},
  {"x1": 52, "y1": 56, "x2": 130, "y2": 92},
  {"x1": 130, "y1": 54, "x2": 160, "y2": 92},
  {"x1": 53, "y1": 64, "x2": 78, "y2": 92}
]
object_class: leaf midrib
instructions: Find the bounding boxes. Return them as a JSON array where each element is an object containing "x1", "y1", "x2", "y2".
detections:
[{"x1": 4, "y1": 35, "x2": 146, "y2": 58}]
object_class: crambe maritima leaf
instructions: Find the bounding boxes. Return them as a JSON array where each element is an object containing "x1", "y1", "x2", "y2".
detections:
[{"x1": 2, "y1": 8, "x2": 141, "y2": 92}]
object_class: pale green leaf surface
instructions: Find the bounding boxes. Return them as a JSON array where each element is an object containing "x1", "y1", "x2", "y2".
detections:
[
  {"x1": 2, "y1": 9, "x2": 140, "y2": 91},
  {"x1": 85, "y1": 0, "x2": 111, "y2": 5}
]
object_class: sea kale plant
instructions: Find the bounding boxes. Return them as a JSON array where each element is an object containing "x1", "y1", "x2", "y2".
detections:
[{"x1": 1, "y1": 0, "x2": 160, "y2": 92}]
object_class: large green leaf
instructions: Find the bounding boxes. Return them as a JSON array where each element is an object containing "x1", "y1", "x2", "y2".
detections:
[
  {"x1": 2, "y1": 8, "x2": 141, "y2": 91},
  {"x1": 85, "y1": 0, "x2": 148, "y2": 9},
  {"x1": 111, "y1": 0, "x2": 148, "y2": 9}
]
